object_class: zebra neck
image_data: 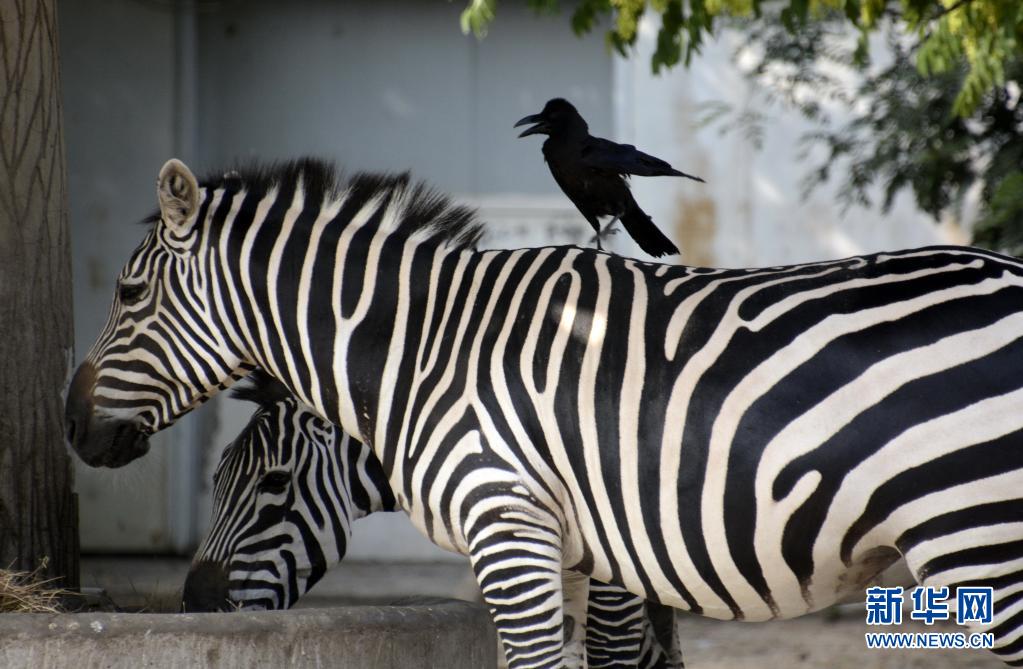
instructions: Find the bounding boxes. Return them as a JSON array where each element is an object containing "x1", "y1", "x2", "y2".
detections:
[
  {"x1": 221, "y1": 224, "x2": 474, "y2": 458},
  {"x1": 334, "y1": 239, "x2": 475, "y2": 444},
  {"x1": 358, "y1": 245, "x2": 520, "y2": 493},
  {"x1": 343, "y1": 434, "x2": 400, "y2": 517}
]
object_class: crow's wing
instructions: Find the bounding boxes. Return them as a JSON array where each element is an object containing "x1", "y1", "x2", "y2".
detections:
[{"x1": 580, "y1": 137, "x2": 704, "y2": 181}]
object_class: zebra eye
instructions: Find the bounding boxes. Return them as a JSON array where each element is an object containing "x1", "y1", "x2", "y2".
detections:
[
  {"x1": 258, "y1": 470, "x2": 291, "y2": 494},
  {"x1": 118, "y1": 281, "x2": 147, "y2": 305}
]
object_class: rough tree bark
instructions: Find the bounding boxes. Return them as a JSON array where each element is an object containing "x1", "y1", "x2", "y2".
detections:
[{"x1": 0, "y1": 0, "x2": 78, "y2": 589}]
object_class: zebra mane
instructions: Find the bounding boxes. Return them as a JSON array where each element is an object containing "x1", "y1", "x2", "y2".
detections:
[
  {"x1": 230, "y1": 370, "x2": 294, "y2": 408},
  {"x1": 198, "y1": 158, "x2": 484, "y2": 249}
]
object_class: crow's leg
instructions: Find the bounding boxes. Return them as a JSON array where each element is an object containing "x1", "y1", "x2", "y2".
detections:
[
  {"x1": 599, "y1": 216, "x2": 621, "y2": 239},
  {"x1": 588, "y1": 216, "x2": 620, "y2": 248}
]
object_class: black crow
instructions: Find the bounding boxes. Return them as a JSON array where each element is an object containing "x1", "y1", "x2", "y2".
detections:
[{"x1": 515, "y1": 98, "x2": 704, "y2": 258}]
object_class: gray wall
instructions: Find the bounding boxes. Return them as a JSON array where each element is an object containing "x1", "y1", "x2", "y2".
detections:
[
  {"x1": 194, "y1": 0, "x2": 610, "y2": 196},
  {"x1": 61, "y1": 0, "x2": 205, "y2": 553},
  {"x1": 61, "y1": 0, "x2": 612, "y2": 555}
]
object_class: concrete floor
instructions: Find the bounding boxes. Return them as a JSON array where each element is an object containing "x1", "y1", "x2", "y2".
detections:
[{"x1": 79, "y1": 556, "x2": 1002, "y2": 668}]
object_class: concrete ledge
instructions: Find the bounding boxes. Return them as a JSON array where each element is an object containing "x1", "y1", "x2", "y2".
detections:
[{"x1": 0, "y1": 599, "x2": 497, "y2": 669}]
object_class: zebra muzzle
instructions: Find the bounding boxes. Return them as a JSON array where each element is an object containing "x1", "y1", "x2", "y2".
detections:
[
  {"x1": 65, "y1": 361, "x2": 152, "y2": 468},
  {"x1": 181, "y1": 561, "x2": 233, "y2": 612}
]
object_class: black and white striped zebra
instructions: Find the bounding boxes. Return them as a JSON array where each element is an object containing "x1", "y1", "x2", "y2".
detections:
[
  {"x1": 66, "y1": 157, "x2": 1023, "y2": 667},
  {"x1": 181, "y1": 369, "x2": 681, "y2": 668}
]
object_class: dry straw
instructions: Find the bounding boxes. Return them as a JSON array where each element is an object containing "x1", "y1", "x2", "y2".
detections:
[{"x1": 0, "y1": 559, "x2": 71, "y2": 613}]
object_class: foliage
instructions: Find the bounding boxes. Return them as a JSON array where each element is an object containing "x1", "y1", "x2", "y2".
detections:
[
  {"x1": 714, "y1": 12, "x2": 1023, "y2": 253},
  {"x1": 972, "y1": 171, "x2": 1023, "y2": 254},
  {"x1": 460, "y1": 0, "x2": 1023, "y2": 117},
  {"x1": 460, "y1": 0, "x2": 1023, "y2": 251}
]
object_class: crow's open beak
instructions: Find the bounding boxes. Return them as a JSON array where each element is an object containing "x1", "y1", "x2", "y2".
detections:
[{"x1": 515, "y1": 113, "x2": 548, "y2": 137}]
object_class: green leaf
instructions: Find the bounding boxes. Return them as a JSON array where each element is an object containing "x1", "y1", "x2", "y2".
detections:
[
  {"x1": 460, "y1": 0, "x2": 497, "y2": 37},
  {"x1": 973, "y1": 172, "x2": 1023, "y2": 257},
  {"x1": 456, "y1": 0, "x2": 1023, "y2": 120}
]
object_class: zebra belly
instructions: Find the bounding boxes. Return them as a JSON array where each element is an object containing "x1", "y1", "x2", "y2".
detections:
[
  {"x1": 561, "y1": 483, "x2": 910, "y2": 622},
  {"x1": 799, "y1": 547, "x2": 906, "y2": 617},
  {"x1": 394, "y1": 490, "x2": 472, "y2": 558}
]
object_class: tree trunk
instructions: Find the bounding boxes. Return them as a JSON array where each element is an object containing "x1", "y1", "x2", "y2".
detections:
[{"x1": 0, "y1": 0, "x2": 78, "y2": 590}]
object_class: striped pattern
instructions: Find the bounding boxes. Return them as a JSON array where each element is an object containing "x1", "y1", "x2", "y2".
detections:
[
  {"x1": 68, "y1": 158, "x2": 1023, "y2": 668},
  {"x1": 184, "y1": 371, "x2": 679, "y2": 667},
  {"x1": 586, "y1": 582, "x2": 682, "y2": 668},
  {"x1": 186, "y1": 371, "x2": 393, "y2": 610}
]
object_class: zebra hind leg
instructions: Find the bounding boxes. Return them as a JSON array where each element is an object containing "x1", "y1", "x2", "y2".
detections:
[
  {"x1": 951, "y1": 570, "x2": 1023, "y2": 666},
  {"x1": 901, "y1": 522, "x2": 1023, "y2": 665},
  {"x1": 585, "y1": 579, "x2": 647, "y2": 667}
]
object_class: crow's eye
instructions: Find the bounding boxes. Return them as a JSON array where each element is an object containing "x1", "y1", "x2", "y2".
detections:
[
  {"x1": 118, "y1": 281, "x2": 147, "y2": 305},
  {"x1": 258, "y1": 470, "x2": 291, "y2": 494}
]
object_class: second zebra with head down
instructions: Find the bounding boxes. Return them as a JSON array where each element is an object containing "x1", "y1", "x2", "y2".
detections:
[{"x1": 182, "y1": 370, "x2": 681, "y2": 668}]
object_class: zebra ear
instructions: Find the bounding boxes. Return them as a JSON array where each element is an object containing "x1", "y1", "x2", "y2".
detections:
[{"x1": 157, "y1": 159, "x2": 200, "y2": 236}]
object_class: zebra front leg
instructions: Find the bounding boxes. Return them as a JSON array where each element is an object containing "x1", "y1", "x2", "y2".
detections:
[{"x1": 468, "y1": 513, "x2": 568, "y2": 669}]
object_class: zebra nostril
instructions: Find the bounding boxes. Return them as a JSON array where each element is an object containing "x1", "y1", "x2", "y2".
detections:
[
  {"x1": 181, "y1": 561, "x2": 232, "y2": 612},
  {"x1": 65, "y1": 361, "x2": 97, "y2": 448}
]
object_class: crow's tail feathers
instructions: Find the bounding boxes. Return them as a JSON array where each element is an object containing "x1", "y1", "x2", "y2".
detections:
[{"x1": 620, "y1": 204, "x2": 680, "y2": 258}]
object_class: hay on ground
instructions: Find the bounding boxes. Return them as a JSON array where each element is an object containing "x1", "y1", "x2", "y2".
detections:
[{"x1": 0, "y1": 563, "x2": 70, "y2": 613}]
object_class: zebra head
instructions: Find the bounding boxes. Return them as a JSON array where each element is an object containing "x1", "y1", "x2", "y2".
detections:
[
  {"x1": 182, "y1": 370, "x2": 394, "y2": 612},
  {"x1": 65, "y1": 157, "x2": 481, "y2": 469},
  {"x1": 65, "y1": 159, "x2": 253, "y2": 467}
]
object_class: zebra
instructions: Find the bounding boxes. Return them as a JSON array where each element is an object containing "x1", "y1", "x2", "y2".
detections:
[
  {"x1": 181, "y1": 369, "x2": 682, "y2": 668},
  {"x1": 65, "y1": 156, "x2": 1023, "y2": 667}
]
